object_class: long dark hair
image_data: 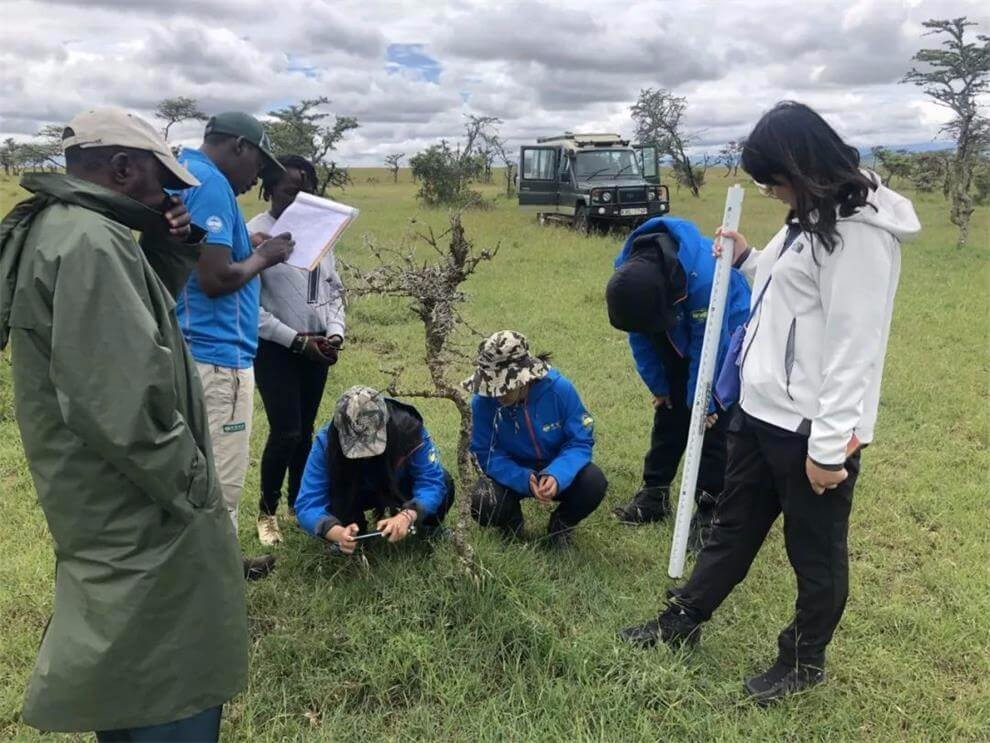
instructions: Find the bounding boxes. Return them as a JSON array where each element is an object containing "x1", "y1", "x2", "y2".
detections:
[
  {"x1": 741, "y1": 101, "x2": 877, "y2": 254},
  {"x1": 260, "y1": 154, "x2": 318, "y2": 201}
]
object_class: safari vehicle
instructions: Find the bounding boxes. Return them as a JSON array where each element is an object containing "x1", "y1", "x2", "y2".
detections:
[{"x1": 518, "y1": 133, "x2": 670, "y2": 233}]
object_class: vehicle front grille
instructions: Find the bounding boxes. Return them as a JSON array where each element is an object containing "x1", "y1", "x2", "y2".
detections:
[{"x1": 618, "y1": 187, "x2": 647, "y2": 203}]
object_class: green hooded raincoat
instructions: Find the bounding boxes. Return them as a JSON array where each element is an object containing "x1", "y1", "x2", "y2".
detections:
[{"x1": 0, "y1": 174, "x2": 248, "y2": 732}]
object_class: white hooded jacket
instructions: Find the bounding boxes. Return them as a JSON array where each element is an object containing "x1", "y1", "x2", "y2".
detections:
[{"x1": 737, "y1": 176, "x2": 921, "y2": 466}]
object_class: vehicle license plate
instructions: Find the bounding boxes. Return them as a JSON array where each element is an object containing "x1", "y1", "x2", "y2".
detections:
[{"x1": 621, "y1": 207, "x2": 648, "y2": 216}]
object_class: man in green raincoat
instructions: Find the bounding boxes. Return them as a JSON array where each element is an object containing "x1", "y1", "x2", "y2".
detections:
[{"x1": 0, "y1": 107, "x2": 248, "y2": 740}]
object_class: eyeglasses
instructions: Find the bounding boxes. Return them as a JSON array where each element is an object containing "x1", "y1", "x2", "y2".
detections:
[{"x1": 752, "y1": 180, "x2": 773, "y2": 196}]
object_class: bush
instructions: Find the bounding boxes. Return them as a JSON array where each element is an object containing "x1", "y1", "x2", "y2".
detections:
[{"x1": 409, "y1": 142, "x2": 485, "y2": 207}]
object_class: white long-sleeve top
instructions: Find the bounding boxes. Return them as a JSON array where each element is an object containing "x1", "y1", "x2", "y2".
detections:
[
  {"x1": 737, "y1": 175, "x2": 920, "y2": 466},
  {"x1": 247, "y1": 210, "x2": 346, "y2": 347}
]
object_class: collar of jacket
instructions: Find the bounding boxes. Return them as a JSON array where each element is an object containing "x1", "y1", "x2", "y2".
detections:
[{"x1": 20, "y1": 172, "x2": 170, "y2": 234}]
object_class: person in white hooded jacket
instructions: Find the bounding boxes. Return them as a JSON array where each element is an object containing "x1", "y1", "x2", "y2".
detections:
[{"x1": 619, "y1": 101, "x2": 921, "y2": 704}]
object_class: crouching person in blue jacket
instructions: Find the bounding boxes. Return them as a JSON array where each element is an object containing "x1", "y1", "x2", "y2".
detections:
[
  {"x1": 606, "y1": 217, "x2": 751, "y2": 547},
  {"x1": 294, "y1": 386, "x2": 454, "y2": 554},
  {"x1": 467, "y1": 331, "x2": 607, "y2": 548}
]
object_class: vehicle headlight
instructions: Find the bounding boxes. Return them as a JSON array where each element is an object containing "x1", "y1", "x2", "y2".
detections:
[
  {"x1": 647, "y1": 189, "x2": 656, "y2": 201},
  {"x1": 602, "y1": 191, "x2": 612, "y2": 202}
]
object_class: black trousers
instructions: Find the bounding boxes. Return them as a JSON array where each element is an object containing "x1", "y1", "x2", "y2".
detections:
[
  {"x1": 470, "y1": 463, "x2": 608, "y2": 531},
  {"x1": 672, "y1": 410, "x2": 861, "y2": 668},
  {"x1": 642, "y1": 338, "x2": 727, "y2": 495},
  {"x1": 350, "y1": 470, "x2": 456, "y2": 530},
  {"x1": 96, "y1": 705, "x2": 222, "y2": 742},
  {"x1": 255, "y1": 338, "x2": 330, "y2": 515}
]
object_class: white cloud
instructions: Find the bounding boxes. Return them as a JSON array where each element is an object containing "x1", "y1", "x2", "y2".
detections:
[{"x1": 0, "y1": 0, "x2": 986, "y2": 162}]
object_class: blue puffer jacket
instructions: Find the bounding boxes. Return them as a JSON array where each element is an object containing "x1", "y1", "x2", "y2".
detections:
[
  {"x1": 470, "y1": 369, "x2": 595, "y2": 495},
  {"x1": 614, "y1": 216, "x2": 752, "y2": 408},
  {"x1": 295, "y1": 419, "x2": 446, "y2": 538}
]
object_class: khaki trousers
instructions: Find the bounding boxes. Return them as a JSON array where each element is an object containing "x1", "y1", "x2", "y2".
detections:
[{"x1": 197, "y1": 363, "x2": 254, "y2": 530}]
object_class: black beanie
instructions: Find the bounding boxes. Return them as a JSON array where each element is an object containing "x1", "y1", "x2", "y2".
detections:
[{"x1": 606, "y1": 232, "x2": 686, "y2": 334}]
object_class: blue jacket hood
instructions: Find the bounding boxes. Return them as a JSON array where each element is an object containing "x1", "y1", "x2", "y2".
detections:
[{"x1": 613, "y1": 216, "x2": 752, "y2": 408}]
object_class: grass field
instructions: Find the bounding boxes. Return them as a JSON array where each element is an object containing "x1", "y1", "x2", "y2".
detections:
[{"x1": 0, "y1": 167, "x2": 987, "y2": 741}]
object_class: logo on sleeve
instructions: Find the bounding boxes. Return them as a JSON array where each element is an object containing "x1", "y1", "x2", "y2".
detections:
[
  {"x1": 582, "y1": 414, "x2": 594, "y2": 428},
  {"x1": 428, "y1": 448, "x2": 438, "y2": 463},
  {"x1": 205, "y1": 215, "x2": 224, "y2": 233}
]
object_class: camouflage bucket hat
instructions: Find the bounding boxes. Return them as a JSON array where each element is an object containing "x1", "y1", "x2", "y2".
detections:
[
  {"x1": 333, "y1": 386, "x2": 389, "y2": 459},
  {"x1": 463, "y1": 330, "x2": 551, "y2": 397}
]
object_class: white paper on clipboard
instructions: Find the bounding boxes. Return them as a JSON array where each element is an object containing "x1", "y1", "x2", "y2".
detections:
[{"x1": 270, "y1": 192, "x2": 359, "y2": 271}]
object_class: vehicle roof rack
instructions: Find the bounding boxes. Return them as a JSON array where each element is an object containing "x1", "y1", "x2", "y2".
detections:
[{"x1": 536, "y1": 132, "x2": 629, "y2": 148}]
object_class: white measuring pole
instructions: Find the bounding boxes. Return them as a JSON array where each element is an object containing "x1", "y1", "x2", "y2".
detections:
[{"x1": 668, "y1": 184, "x2": 744, "y2": 579}]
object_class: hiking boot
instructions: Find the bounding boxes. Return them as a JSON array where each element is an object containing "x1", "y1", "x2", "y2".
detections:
[
  {"x1": 612, "y1": 486, "x2": 670, "y2": 525},
  {"x1": 256, "y1": 514, "x2": 283, "y2": 547},
  {"x1": 618, "y1": 604, "x2": 702, "y2": 648},
  {"x1": 547, "y1": 513, "x2": 575, "y2": 549},
  {"x1": 242, "y1": 553, "x2": 277, "y2": 581},
  {"x1": 744, "y1": 660, "x2": 827, "y2": 705}
]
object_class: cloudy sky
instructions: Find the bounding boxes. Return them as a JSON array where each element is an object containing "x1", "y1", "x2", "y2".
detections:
[{"x1": 1, "y1": 0, "x2": 987, "y2": 165}]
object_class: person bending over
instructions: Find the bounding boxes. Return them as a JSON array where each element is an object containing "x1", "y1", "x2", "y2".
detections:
[
  {"x1": 295, "y1": 386, "x2": 455, "y2": 553},
  {"x1": 468, "y1": 331, "x2": 607, "y2": 548}
]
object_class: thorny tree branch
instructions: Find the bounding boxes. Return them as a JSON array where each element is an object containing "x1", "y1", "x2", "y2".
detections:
[{"x1": 341, "y1": 211, "x2": 500, "y2": 580}]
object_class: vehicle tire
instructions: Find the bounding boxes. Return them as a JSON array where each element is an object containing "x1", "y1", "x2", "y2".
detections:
[{"x1": 573, "y1": 204, "x2": 590, "y2": 234}]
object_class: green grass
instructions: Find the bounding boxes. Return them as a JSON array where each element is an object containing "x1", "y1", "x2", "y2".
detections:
[{"x1": 1, "y1": 167, "x2": 988, "y2": 741}]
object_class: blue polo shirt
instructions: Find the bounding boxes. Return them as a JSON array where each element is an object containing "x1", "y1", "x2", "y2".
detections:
[{"x1": 173, "y1": 147, "x2": 259, "y2": 369}]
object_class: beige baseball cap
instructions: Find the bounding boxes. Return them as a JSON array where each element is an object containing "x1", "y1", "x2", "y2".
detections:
[{"x1": 62, "y1": 106, "x2": 199, "y2": 188}]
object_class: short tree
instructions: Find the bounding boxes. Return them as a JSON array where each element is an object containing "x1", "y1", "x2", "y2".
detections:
[
  {"x1": 409, "y1": 116, "x2": 499, "y2": 207},
  {"x1": 20, "y1": 125, "x2": 64, "y2": 172},
  {"x1": 385, "y1": 152, "x2": 405, "y2": 183},
  {"x1": 340, "y1": 213, "x2": 500, "y2": 576},
  {"x1": 910, "y1": 150, "x2": 952, "y2": 192},
  {"x1": 1, "y1": 138, "x2": 19, "y2": 176},
  {"x1": 631, "y1": 88, "x2": 703, "y2": 196},
  {"x1": 718, "y1": 140, "x2": 743, "y2": 176},
  {"x1": 902, "y1": 17, "x2": 990, "y2": 246},
  {"x1": 154, "y1": 96, "x2": 208, "y2": 140},
  {"x1": 265, "y1": 97, "x2": 359, "y2": 196},
  {"x1": 489, "y1": 135, "x2": 517, "y2": 197},
  {"x1": 871, "y1": 146, "x2": 915, "y2": 187}
]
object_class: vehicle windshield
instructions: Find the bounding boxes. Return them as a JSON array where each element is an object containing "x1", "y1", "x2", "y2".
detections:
[{"x1": 575, "y1": 149, "x2": 642, "y2": 179}]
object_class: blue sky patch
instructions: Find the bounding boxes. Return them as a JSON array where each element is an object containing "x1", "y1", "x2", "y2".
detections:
[{"x1": 386, "y1": 43, "x2": 441, "y2": 83}]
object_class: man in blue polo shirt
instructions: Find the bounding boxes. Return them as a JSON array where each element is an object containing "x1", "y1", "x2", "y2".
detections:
[{"x1": 176, "y1": 112, "x2": 294, "y2": 579}]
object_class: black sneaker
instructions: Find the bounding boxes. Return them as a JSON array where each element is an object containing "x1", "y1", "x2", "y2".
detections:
[
  {"x1": 547, "y1": 513, "x2": 575, "y2": 549},
  {"x1": 744, "y1": 660, "x2": 827, "y2": 705},
  {"x1": 612, "y1": 486, "x2": 670, "y2": 525},
  {"x1": 242, "y1": 553, "x2": 276, "y2": 581},
  {"x1": 618, "y1": 605, "x2": 702, "y2": 648}
]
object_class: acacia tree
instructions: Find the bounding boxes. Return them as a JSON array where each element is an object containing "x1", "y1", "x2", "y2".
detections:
[
  {"x1": 871, "y1": 146, "x2": 914, "y2": 187},
  {"x1": 340, "y1": 214, "x2": 499, "y2": 576},
  {"x1": 631, "y1": 88, "x2": 702, "y2": 196},
  {"x1": 489, "y1": 135, "x2": 516, "y2": 197},
  {"x1": 154, "y1": 97, "x2": 208, "y2": 140},
  {"x1": 265, "y1": 97, "x2": 359, "y2": 196},
  {"x1": 718, "y1": 140, "x2": 743, "y2": 175},
  {"x1": 409, "y1": 115, "x2": 499, "y2": 206},
  {"x1": 903, "y1": 17, "x2": 990, "y2": 246},
  {"x1": 20, "y1": 125, "x2": 64, "y2": 171},
  {"x1": 1, "y1": 138, "x2": 19, "y2": 176},
  {"x1": 385, "y1": 152, "x2": 405, "y2": 183}
]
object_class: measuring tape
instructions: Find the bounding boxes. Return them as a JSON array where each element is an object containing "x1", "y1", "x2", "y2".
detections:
[{"x1": 667, "y1": 184, "x2": 745, "y2": 579}]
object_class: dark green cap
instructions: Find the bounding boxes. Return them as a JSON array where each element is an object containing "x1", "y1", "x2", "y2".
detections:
[{"x1": 204, "y1": 111, "x2": 283, "y2": 172}]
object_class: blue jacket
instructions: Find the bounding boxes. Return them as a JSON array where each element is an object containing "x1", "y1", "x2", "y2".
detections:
[
  {"x1": 470, "y1": 369, "x2": 595, "y2": 495},
  {"x1": 614, "y1": 216, "x2": 751, "y2": 408},
  {"x1": 295, "y1": 419, "x2": 446, "y2": 538}
]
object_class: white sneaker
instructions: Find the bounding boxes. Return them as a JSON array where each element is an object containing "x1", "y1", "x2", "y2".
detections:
[{"x1": 257, "y1": 514, "x2": 283, "y2": 546}]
